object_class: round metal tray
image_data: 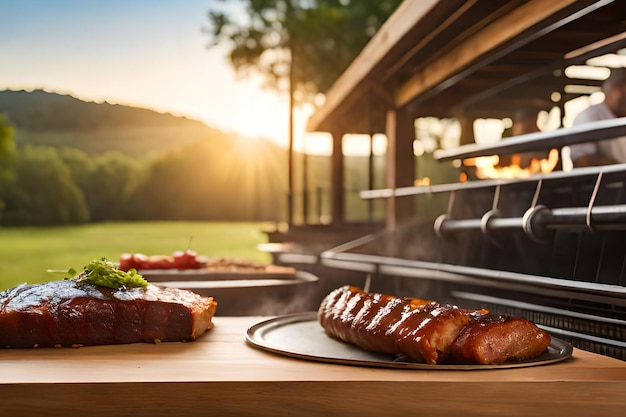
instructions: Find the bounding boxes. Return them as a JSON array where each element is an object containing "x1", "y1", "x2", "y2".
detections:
[{"x1": 246, "y1": 312, "x2": 573, "y2": 370}]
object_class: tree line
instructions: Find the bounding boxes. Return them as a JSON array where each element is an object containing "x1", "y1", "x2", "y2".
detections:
[{"x1": 0, "y1": 114, "x2": 289, "y2": 226}]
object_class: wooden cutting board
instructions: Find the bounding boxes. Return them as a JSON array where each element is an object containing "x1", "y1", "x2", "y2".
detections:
[{"x1": 1, "y1": 315, "x2": 625, "y2": 417}]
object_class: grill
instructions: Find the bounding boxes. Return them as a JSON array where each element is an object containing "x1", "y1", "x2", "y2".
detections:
[
  {"x1": 319, "y1": 119, "x2": 626, "y2": 361},
  {"x1": 268, "y1": 0, "x2": 626, "y2": 363}
]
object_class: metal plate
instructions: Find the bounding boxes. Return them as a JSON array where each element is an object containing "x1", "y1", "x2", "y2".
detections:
[
  {"x1": 246, "y1": 312, "x2": 573, "y2": 370},
  {"x1": 140, "y1": 268, "x2": 297, "y2": 283}
]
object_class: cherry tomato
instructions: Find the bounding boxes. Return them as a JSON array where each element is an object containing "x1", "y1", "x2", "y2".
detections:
[
  {"x1": 122, "y1": 250, "x2": 207, "y2": 271},
  {"x1": 173, "y1": 249, "x2": 207, "y2": 269},
  {"x1": 119, "y1": 253, "x2": 135, "y2": 271},
  {"x1": 119, "y1": 253, "x2": 149, "y2": 271},
  {"x1": 173, "y1": 249, "x2": 195, "y2": 269},
  {"x1": 147, "y1": 255, "x2": 175, "y2": 270}
]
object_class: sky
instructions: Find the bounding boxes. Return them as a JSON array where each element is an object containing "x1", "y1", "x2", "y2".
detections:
[{"x1": 0, "y1": 0, "x2": 320, "y2": 151}]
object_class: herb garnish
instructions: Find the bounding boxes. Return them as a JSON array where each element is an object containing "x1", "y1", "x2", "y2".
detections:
[{"x1": 72, "y1": 257, "x2": 148, "y2": 289}]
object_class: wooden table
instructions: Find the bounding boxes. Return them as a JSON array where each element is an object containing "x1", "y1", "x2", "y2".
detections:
[{"x1": 1, "y1": 316, "x2": 625, "y2": 417}]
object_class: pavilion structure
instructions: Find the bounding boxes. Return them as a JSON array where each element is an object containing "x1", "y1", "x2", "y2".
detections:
[{"x1": 302, "y1": 0, "x2": 626, "y2": 231}]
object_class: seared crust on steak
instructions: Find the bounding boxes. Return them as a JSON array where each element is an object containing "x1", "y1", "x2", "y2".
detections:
[{"x1": 0, "y1": 279, "x2": 217, "y2": 348}]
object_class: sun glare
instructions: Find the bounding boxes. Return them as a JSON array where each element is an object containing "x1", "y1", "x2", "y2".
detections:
[{"x1": 303, "y1": 132, "x2": 333, "y2": 156}]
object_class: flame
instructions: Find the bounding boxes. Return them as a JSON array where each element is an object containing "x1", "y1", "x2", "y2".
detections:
[
  {"x1": 463, "y1": 148, "x2": 559, "y2": 180},
  {"x1": 413, "y1": 177, "x2": 431, "y2": 186}
]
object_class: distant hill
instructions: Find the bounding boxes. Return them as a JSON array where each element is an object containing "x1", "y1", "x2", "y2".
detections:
[
  {"x1": 0, "y1": 89, "x2": 227, "y2": 158},
  {"x1": 0, "y1": 89, "x2": 207, "y2": 131}
]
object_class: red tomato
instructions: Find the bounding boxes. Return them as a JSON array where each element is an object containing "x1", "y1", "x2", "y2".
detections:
[
  {"x1": 146, "y1": 255, "x2": 175, "y2": 270},
  {"x1": 173, "y1": 250, "x2": 195, "y2": 269},
  {"x1": 119, "y1": 253, "x2": 149, "y2": 271},
  {"x1": 119, "y1": 253, "x2": 135, "y2": 271},
  {"x1": 173, "y1": 249, "x2": 206, "y2": 269},
  {"x1": 132, "y1": 253, "x2": 150, "y2": 269},
  {"x1": 122, "y1": 250, "x2": 207, "y2": 271}
]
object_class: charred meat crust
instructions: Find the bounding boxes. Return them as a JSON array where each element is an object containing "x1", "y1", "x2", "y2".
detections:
[
  {"x1": 0, "y1": 279, "x2": 217, "y2": 348},
  {"x1": 318, "y1": 286, "x2": 550, "y2": 365}
]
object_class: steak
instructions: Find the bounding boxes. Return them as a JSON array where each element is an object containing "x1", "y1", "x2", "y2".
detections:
[{"x1": 0, "y1": 279, "x2": 217, "y2": 348}]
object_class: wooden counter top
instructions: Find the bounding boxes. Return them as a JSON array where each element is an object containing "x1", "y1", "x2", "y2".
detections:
[{"x1": 1, "y1": 315, "x2": 625, "y2": 417}]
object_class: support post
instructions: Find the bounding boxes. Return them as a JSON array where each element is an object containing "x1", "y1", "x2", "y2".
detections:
[
  {"x1": 385, "y1": 107, "x2": 416, "y2": 230},
  {"x1": 329, "y1": 129, "x2": 345, "y2": 225}
]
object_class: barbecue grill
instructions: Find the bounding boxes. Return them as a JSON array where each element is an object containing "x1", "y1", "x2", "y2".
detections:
[
  {"x1": 269, "y1": 0, "x2": 626, "y2": 364},
  {"x1": 318, "y1": 118, "x2": 626, "y2": 361}
]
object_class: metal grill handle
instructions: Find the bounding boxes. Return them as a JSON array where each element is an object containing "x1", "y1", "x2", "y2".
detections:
[{"x1": 434, "y1": 203, "x2": 626, "y2": 241}]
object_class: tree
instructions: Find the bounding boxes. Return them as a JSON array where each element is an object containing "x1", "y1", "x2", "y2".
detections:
[
  {"x1": 206, "y1": 0, "x2": 402, "y2": 223},
  {"x1": 0, "y1": 114, "x2": 16, "y2": 215},
  {"x1": 58, "y1": 147, "x2": 149, "y2": 221},
  {"x1": 0, "y1": 114, "x2": 15, "y2": 174},
  {"x1": 206, "y1": 0, "x2": 402, "y2": 102},
  {"x1": 0, "y1": 145, "x2": 89, "y2": 225}
]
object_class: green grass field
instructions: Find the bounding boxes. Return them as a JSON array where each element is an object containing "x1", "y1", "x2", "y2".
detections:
[{"x1": 0, "y1": 221, "x2": 274, "y2": 291}]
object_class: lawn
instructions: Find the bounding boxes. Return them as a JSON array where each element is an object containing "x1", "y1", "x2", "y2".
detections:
[{"x1": 0, "y1": 221, "x2": 274, "y2": 291}]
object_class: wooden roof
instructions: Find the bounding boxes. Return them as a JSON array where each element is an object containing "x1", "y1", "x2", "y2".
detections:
[{"x1": 306, "y1": 0, "x2": 626, "y2": 134}]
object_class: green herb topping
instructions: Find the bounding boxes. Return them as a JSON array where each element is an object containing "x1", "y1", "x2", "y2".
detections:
[{"x1": 74, "y1": 257, "x2": 148, "y2": 289}]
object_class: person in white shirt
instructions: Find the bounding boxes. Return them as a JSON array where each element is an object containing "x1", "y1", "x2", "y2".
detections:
[{"x1": 569, "y1": 67, "x2": 626, "y2": 167}]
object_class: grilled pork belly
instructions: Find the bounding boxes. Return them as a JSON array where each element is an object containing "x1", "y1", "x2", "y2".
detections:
[
  {"x1": 318, "y1": 286, "x2": 550, "y2": 365},
  {"x1": 0, "y1": 279, "x2": 217, "y2": 348},
  {"x1": 450, "y1": 315, "x2": 551, "y2": 364}
]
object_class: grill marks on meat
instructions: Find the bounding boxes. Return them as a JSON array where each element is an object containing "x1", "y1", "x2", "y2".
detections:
[
  {"x1": 318, "y1": 286, "x2": 551, "y2": 365},
  {"x1": 0, "y1": 279, "x2": 217, "y2": 348}
]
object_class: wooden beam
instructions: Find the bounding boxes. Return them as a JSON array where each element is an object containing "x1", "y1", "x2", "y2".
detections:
[
  {"x1": 454, "y1": 29, "x2": 626, "y2": 111},
  {"x1": 394, "y1": 0, "x2": 597, "y2": 109},
  {"x1": 306, "y1": 0, "x2": 439, "y2": 132},
  {"x1": 382, "y1": 0, "x2": 480, "y2": 81},
  {"x1": 565, "y1": 29, "x2": 626, "y2": 59}
]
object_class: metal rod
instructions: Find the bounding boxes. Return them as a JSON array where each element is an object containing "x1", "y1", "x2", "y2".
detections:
[
  {"x1": 541, "y1": 205, "x2": 626, "y2": 231},
  {"x1": 433, "y1": 117, "x2": 626, "y2": 161},
  {"x1": 321, "y1": 251, "x2": 626, "y2": 301},
  {"x1": 438, "y1": 217, "x2": 523, "y2": 235},
  {"x1": 360, "y1": 163, "x2": 626, "y2": 200},
  {"x1": 436, "y1": 203, "x2": 626, "y2": 239},
  {"x1": 587, "y1": 171, "x2": 604, "y2": 231}
]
